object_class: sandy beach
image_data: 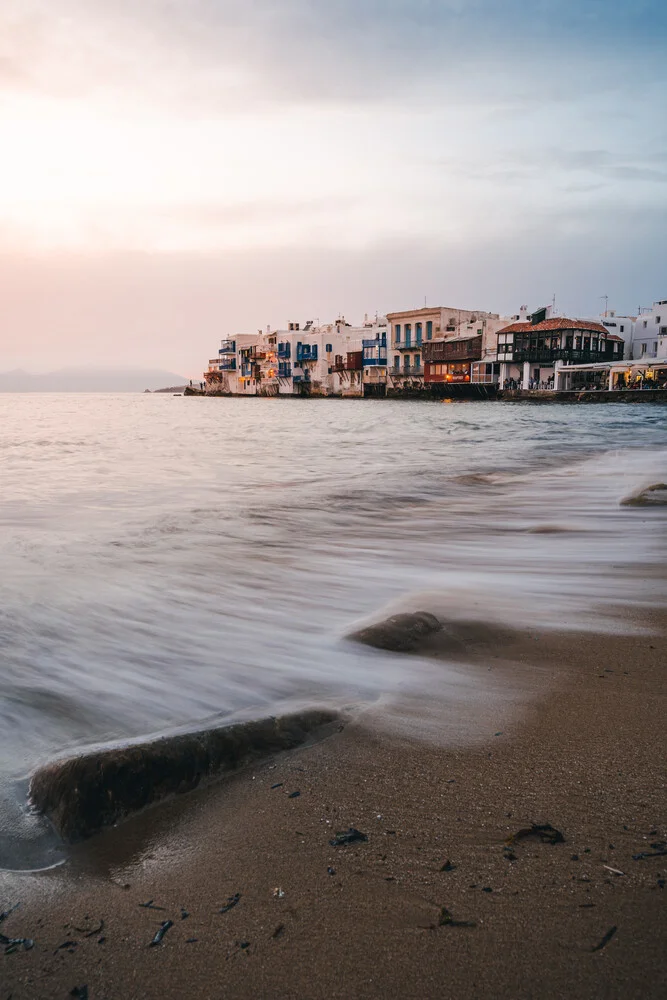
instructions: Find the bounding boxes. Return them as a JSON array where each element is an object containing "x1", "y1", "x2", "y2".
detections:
[{"x1": 2, "y1": 608, "x2": 666, "y2": 1000}]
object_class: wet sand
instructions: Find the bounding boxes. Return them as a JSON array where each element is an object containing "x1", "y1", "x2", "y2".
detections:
[{"x1": 2, "y1": 614, "x2": 666, "y2": 1000}]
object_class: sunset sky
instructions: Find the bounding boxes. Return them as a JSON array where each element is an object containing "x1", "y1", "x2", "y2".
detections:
[{"x1": 1, "y1": 0, "x2": 665, "y2": 377}]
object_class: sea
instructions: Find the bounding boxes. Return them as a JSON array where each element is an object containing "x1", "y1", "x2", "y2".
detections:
[{"x1": 1, "y1": 393, "x2": 666, "y2": 869}]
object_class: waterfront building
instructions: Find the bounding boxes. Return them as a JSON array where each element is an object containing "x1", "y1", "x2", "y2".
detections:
[
  {"x1": 276, "y1": 317, "x2": 381, "y2": 396},
  {"x1": 597, "y1": 310, "x2": 636, "y2": 359},
  {"x1": 423, "y1": 334, "x2": 480, "y2": 385},
  {"x1": 361, "y1": 321, "x2": 389, "y2": 397},
  {"x1": 204, "y1": 333, "x2": 258, "y2": 394},
  {"x1": 556, "y1": 359, "x2": 667, "y2": 391},
  {"x1": 386, "y1": 306, "x2": 500, "y2": 393},
  {"x1": 495, "y1": 306, "x2": 623, "y2": 389},
  {"x1": 629, "y1": 299, "x2": 667, "y2": 360}
]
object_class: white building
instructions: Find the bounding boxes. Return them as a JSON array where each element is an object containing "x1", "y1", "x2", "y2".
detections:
[
  {"x1": 630, "y1": 300, "x2": 667, "y2": 360},
  {"x1": 596, "y1": 310, "x2": 636, "y2": 359},
  {"x1": 205, "y1": 333, "x2": 258, "y2": 394}
]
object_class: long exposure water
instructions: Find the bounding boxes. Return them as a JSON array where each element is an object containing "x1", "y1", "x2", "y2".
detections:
[{"x1": 1, "y1": 394, "x2": 666, "y2": 868}]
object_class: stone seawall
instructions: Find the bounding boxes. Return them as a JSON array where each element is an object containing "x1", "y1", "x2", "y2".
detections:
[{"x1": 498, "y1": 389, "x2": 667, "y2": 403}]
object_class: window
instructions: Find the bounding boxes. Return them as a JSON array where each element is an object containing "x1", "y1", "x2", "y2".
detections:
[
  {"x1": 661, "y1": 327, "x2": 667, "y2": 335},
  {"x1": 653, "y1": 342, "x2": 658, "y2": 353},
  {"x1": 405, "y1": 324, "x2": 412, "y2": 347},
  {"x1": 416, "y1": 322, "x2": 422, "y2": 345},
  {"x1": 592, "y1": 338, "x2": 598, "y2": 351},
  {"x1": 641, "y1": 343, "x2": 647, "y2": 355},
  {"x1": 393, "y1": 355, "x2": 400, "y2": 369},
  {"x1": 657, "y1": 316, "x2": 661, "y2": 323},
  {"x1": 325, "y1": 343, "x2": 332, "y2": 353},
  {"x1": 395, "y1": 324, "x2": 401, "y2": 343},
  {"x1": 643, "y1": 321, "x2": 648, "y2": 328},
  {"x1": 426, "y1": 321, "x2": 433, "y2": 340},
  {"x1": 620, "y1": 325, "x2": 625, "y2": 333},
  {"x1": 404, "y1": 355, "x2": 410, "y2": 371},
  {"x1": 414, "y1": 354, "x2": 421, "y2": 370}
]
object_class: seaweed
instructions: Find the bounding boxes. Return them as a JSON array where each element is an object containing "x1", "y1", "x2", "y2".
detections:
[
  {"x1": 506, "y1": 823, "x2": 564, "y2": 846},
  {"x1": 591, "y1": 926, "x2": 617, "y2": 952},
  {"x1": 329, "y1": 828, "x2": 368, "y2": 847},
  {"x1": 149, "y1": 920, "x2": 173, "y2": 947},
  {"x1": 219, "y1": 893, "x2": 241, "y2": 914}
]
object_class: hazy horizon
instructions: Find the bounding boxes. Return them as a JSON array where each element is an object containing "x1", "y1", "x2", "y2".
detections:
[{"x1": 1, "y1": 1, "x2": 665, "y2": 379}]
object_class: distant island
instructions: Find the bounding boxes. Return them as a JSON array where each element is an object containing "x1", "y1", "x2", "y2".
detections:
[{"x1": 0, "y1": 367, "x2": 189, "y2": 393}]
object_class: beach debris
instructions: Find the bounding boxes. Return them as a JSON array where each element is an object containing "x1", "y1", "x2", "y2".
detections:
[
  {"x1": 347, "y1": 611, "x2": 445, "y2": 653},
  {"x1": 602, "y1": 865, "x2": 625, "y2": 876},
  {"x1": 438, "y1": 907, "x2": 476, "y2": 928},
  {"x1": 139, "y1": 900, "x2": 165, "y2": 910},
  {"x1": 329, "y1": 828, "x2": 368, "y2": 847},
  {"x1": 591, "y1": 926, "x2": 617, "y2": 952},
  {"x1": 70, "y1": 988, "x2": 88, "y2": 1000},
  {"x1": 632, "y1": 842, "x2": 667, "y2": 861},
  {"x1": 270, "y1": 783, "x2": 283, "y2": 790},
  {"x1": 494, "y1": 732, "x2": 503, "y2": 737},
  {"x1": 1, "y1": 932, "x2": 34, "y2": 954},
  {"x1": 0, "y1": 904, "x2": 19, "y2": 924},
  {"x1": 503, "y1": 848, "x2": 517, "y2": 862},
  {"x1": 482, "y1": 887, "x2": 493, "y2": 893},
  {"x1": 579, "y1": 903, "x2": 596, "y2": 908},
  {"x1": 440, "y1": 860, "x2": 456, "y2": 872},
  {"x1": 55, "y1": 940, "x2": 78, "y2": 954},
  {"x1": 219, "y1": 893, "x2": 241, "y2": 914},
  {"x1": 239, "y1": 940, "x2": 250, "y2": 950},
  {"x1": 327, "y1": 867, "x2": 336, "y2": 876},
  {"x1": 149, "y1": 920, "x2": 173, "y2": 947},
  {"x1": 272, "y1": 888, "x2": 285, "y2": 898},
  {"x1": 571, "y1": 854, "x2": 580, "y2": 861},
  {"x1": 288, "y1": 791, "x2": 301, "y2": 799},
  {"x1": 506, "y1": 823, "x2": 564, "y2": 846},
  {"x1": 29, "y1": 709, "x2": 338, "y2": 842},
  {"x1": 186, "y1": 937, "x2": 198, "y2": 943},
  {"x1": 180, "y1": 908, "x2": 189, "y2": 920},
  {"x1": 272, "y1": 924, "x2": 285, "y2": 939},
  {"x1": 72, "y1": 918, "x2": 104, "y2": 936}
]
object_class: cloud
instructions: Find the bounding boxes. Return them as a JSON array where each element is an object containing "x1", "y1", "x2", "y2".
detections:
[{"x1": 2, "y1": 1, "x2": 665, "y2": 112}]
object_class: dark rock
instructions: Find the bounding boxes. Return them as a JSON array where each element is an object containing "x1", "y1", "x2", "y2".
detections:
[
  {"x1": 348, "y1": 611, "x2": 444, "y2": 653},
  {"x1": 621, "y1": 483, "x2": 667, "y2": 506},
  {"x1": 30, "y1": 709, "x2": 338, "y2": 842}
]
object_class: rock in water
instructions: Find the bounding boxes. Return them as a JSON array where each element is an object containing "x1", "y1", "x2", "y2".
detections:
[
  {"x1": 348, "y1": 611, "x2": 443, "y2": 653},
  {"x1": 621, "y1": 483, "x2": 667, "y2": 506},
  {"x1": 30, "y1": 709, "x2": 337, "y2": 843}
]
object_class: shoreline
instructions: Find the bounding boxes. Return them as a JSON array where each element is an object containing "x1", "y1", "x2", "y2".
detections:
[
  {"x1": 184, "y1": 386, "x2": 667, "y2": 403},
  {"x1": 2, "y1": 611, "x2": 666, "y2": 999}
]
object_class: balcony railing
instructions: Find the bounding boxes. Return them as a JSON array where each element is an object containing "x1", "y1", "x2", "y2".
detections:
[
  {"x1": 390, "y1": 366, "x2": 424, "y2": 377},
  {"x1": 278, "y1": 363, "x2": 292, "y2": 378},
  {"x1": 217, "y1": 359, "x2": 236, "y2": 371},
  {"x1": 296, "y1": 345, "x2": 318, "y2": 362},
  {"x1": 277, "y1": 343, "x2": 291, "y2": 359},
  {"x1": 363, "y1": 336, "x2": 387, "y2": 349},
  {"x1": 219, "y1": 340, "x2": 236, "y2": 355}
]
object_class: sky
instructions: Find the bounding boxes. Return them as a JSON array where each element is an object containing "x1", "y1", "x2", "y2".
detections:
[{"x1": 0, "y1": 0, "x2": 665, "y2": 376}]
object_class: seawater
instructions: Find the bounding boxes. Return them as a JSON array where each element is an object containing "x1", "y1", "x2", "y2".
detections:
[{"x1": 1, "y1": 394, "x2": 666, "y2": 867}]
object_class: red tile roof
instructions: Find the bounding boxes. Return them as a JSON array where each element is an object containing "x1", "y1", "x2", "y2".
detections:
[{"x1": 497, "y1": 318, "x2": 610, "y2": 335}]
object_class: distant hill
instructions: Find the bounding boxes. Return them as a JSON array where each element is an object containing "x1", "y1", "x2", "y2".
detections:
[{"x1": 0, "y1": 368, "x2": 190, "y2": 392}]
